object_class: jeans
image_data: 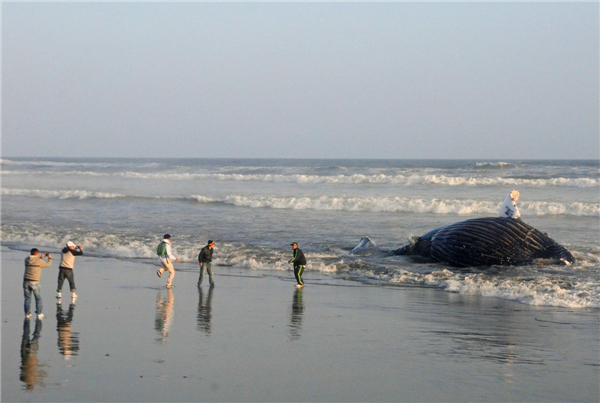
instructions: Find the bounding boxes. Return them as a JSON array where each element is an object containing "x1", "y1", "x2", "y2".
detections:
[
  {"x1": 57, "y1": 268, "x2": 76, "y2": 292},
  {"x1": 198, "y1": 262, "x2": 214, "y2": 286},
  {"x1": 23, "y1": 281, "x2": 42, "y2": 315}
]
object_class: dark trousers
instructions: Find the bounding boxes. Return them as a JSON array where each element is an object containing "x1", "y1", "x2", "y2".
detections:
[
  {"x1": 294, "y1": 265, "x2": 304, "y2": 286},
  {"x1": 57, "y1": 268, "x2": 76, "y2": 292},
  {"x1": 198, "y1": 262, "x2": 215, "y2": 286}
]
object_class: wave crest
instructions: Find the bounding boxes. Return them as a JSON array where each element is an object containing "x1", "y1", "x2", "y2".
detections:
[
  {"x1": 4, "y1": 188, "x2": 598, "y2": 216},
  {"x1": 1, "y1": 188, "x2": 126, "y2": 199},
  {"x1": 387, "y1": 269, "x2": 599, "y2": 309},
  {"x1": 3, "y1": 170, "x2": 598, "y2": 188}
]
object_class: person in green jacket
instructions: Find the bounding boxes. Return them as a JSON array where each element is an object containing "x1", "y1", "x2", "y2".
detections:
[{"x1": 288, "y1": 242, "x2": 306, "y2": 288}]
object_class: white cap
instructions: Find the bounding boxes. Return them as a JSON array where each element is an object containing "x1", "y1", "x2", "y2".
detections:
[{"x1": 66, "y1": 241, "x2": 76, "y2": 248}]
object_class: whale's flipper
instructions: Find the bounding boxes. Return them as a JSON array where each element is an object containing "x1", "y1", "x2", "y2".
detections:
[{"x1": 350, "y1": 237, "x2": 375, "y2": 254}]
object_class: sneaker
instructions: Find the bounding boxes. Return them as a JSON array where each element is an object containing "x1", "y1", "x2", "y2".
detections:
[
  {"x1": 25, "y1": 313, "x2": 32, "y2": 319},
  {"x1": 296, "y1": 284, "x2": 304, "y2": 288},
  {"x1": 37, "y1": 314, "x2": 44, "y2": 319},
  {"x1": 56, "y1": 292, "x2": 62, "y2": 299},
  {"x1": 157, "y1": 270, "x2": 162, "y2": 278},
  {"x1": 166, "y1": 284, "x2": 173, "y2": 288},
  {"x1": 71, "y1": 293, "x2": 78, "y2": 299}
]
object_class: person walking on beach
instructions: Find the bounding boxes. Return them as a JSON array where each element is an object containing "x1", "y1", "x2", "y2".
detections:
[
  {"x1": 57, "y1": 241, "x2": 83, "y2": 300},
  {"x1": 197, "y1": 240, "x2": 215, "y2": 287},
  {"x1": 288, "y1": 242, "x2": 306, "y2": 288},
  {"x1": 23, "y1": 249, "x2": 52, "y2": 319},
  {"x1": 157, "y1": 234, "x2": 179, "y2": 288}
]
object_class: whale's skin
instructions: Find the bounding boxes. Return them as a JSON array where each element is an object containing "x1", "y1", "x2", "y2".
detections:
[{"x1": 392, "y1": 217, "x2": 575, "y2": 267}]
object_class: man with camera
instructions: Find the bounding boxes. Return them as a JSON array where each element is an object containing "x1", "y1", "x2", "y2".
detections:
[
  {"x1": 57, "y1": 241, "x2": 83, "y2": 300},
  {"x1": 23, "y1": 249, "x2": 53, "y2": 319}
]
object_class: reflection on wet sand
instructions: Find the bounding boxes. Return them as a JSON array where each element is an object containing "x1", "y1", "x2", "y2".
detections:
[
  {"x1": 20, "y1": 318, "x2": 47, "y2": 390},
  {"x1": 289, "y1": 288, "x2": 304, "y2": 341},
  {"x1": 197, "y1": 286, "x2": 214, "y2": 335},
  {"x1": 155, "y1": 288, "x2": 174, "y2": 344},
  {"x1": 56, "y1": 302, "x2": 79, "y2": 359}
]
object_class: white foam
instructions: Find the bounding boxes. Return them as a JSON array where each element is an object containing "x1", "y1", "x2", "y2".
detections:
[
  {"x1": 475, "y1": 161, "x2": 517, "y2": 168},
  {"x1": 384, "y1": 269, "x2": 600, "y2": 309},
  {"x1": 0, "y1": 228, "x2": 157, "y2": 259},
  {"x1": 2, "y1": 169, "x2": 598, "y2": 188},
  {"x1": 0, "y1": 159, "x2": 162, "y2": 169},
  {"x1": 4, "y1": 188, "x2": 597, "y2": 216},
  {"x1": 1, "y1": 188, "x2": 126, "y2": 199},
  {"x1": 190, "y1": 195, "x2": 599, "y2": 217}
]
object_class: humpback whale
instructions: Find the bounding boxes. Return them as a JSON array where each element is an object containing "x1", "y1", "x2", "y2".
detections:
[{"x1": 391, "y1": 217, "x2": 575, "y2": 267}]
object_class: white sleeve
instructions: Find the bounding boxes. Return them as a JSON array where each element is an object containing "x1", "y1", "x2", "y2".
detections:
[{"x1": 166, "y1": 243, "x2": 176, "y2": 260}]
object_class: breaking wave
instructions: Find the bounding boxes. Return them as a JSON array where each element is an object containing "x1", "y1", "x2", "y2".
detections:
[
  {"x1": 191, "y1": 195, "x2": 599, "y2": 217},
  {"x1": 1, "y1": 188, "x2": 127, "y2": 199},
  {"x1": 4, "y1": 188, "x2": 598, "y2": 216},
  {"x1": 385, "y1": 269, "x2": 600, "y2": 309},
  {"x1": 2, "y1": 170, "x2": 598, "y2": 188},
  {"x1": 475, "y1": 161, "x2": 519, "y2": 169}
]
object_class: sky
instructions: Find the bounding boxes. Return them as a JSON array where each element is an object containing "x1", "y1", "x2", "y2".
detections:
[{"x1": 2, "y1": 1, "x2": 598, "y2": 159}]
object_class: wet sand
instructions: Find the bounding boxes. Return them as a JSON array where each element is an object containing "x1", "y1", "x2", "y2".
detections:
[{"x1": 2, "y1": 247, "x2": 598, "y2": 402}]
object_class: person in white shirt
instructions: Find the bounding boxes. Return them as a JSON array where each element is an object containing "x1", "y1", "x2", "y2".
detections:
[
  {"x1": 156, "y1": 234, "x2": 179, "y2": 288},
  {"x1": 499, "y1": 190, "x2": 521, "y2": 219}
]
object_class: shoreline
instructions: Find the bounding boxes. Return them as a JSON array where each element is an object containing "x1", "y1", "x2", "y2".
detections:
[{"x1": 2, "y1": 247, "x2": 599, "y2": 402}]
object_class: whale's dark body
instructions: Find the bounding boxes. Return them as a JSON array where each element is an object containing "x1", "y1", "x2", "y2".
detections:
[{"x1": 392, "y1": 217, "x2": 575, "y2": 267}]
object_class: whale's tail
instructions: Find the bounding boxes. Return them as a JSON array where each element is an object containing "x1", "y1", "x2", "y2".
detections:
[{"x1": 350, "y1": 237, "x2": 375, "y2": 254}]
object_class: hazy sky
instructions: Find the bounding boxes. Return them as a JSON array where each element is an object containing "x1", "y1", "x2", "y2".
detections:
[{"x1": 3, "y1": 2, "x2": 598, "y2": 159}]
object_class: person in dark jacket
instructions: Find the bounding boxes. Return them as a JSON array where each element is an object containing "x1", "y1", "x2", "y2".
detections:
[
  {"x1": 288, "y1": 242, "x2": 306, "y2": 288},
  {"x1": 57, "y1": 241, "x2": 83, "y2": 300},
  {"x1": 197, "y1": 240, "x2": 215, "y2": 287}
]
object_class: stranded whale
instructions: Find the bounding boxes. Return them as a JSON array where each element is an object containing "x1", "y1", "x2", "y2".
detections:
[{"x1": 391, "y1": 217, "x2": 575, "y2": 267}]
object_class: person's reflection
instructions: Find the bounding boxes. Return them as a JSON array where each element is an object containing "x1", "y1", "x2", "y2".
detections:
[
  {"x1": 197, "y1": 285, "x2": 214, "y2": 335},
  {"x1": 20, "y1": 318, "x2": 46, "y2": 390},
  {"x1": 56, "y1": 302, "x2": 79, "y2": 359},
  {"x1": 155, "y1": 288, "x2": 174, "y2": 344},
  {"x1": 289, "y1": 288, "x2": 304, "y2": 341}
]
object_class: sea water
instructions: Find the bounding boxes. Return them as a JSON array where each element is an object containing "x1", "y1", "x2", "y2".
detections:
[{"x1": 2, "y1": 158, "x2": 599, "y2": 308}]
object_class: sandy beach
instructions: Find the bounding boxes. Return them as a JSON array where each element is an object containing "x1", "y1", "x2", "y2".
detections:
[
  {"x1": 3, "y1": 1, "x2": 598, "y2": 401},
  {"x1": 2, "y1": 246, "x2": 598, "y2": 402}
]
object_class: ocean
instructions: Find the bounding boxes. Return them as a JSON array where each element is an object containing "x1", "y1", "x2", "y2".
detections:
[{"x1": 2, "y1": 158, "x2": 599, "y2": 308}]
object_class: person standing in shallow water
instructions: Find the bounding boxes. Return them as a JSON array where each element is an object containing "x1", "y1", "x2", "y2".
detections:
[
  {"x1": 198, "y1": 240, "x2": 215, "y2": 287},
  {"x1": 156, "y1": 234, "x2": 179, "y2": 288},
  {"x1": 288, "y1": 242, "x2": 306, "y2": 288}
]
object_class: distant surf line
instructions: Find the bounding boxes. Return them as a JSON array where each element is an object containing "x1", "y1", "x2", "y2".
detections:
[
  {"x1": 2, "y1": 170, "x2": 598, "y2": 188},
  {"x1": 3, "y1": 188, "x2": 598, "y2": 216}
]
